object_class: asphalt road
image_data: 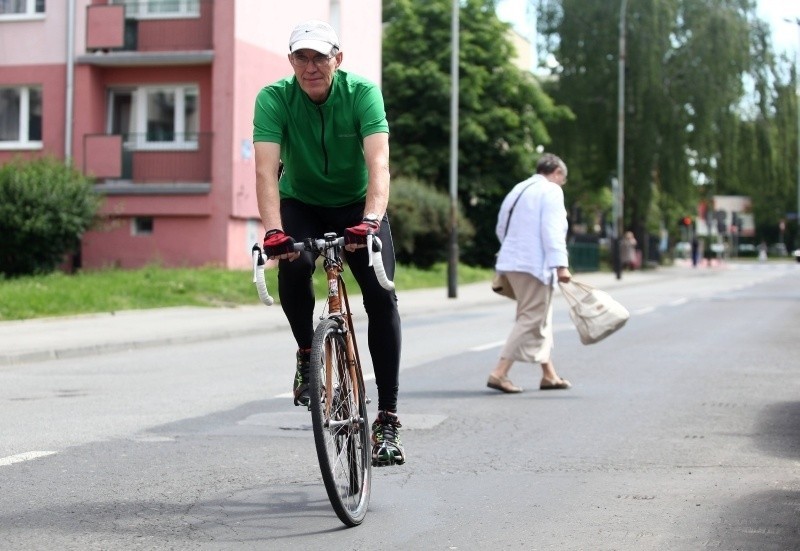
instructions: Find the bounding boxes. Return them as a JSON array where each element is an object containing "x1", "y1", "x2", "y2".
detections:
[{"x1": 1, "y1": 262, "x2": 798, "y2": 550}]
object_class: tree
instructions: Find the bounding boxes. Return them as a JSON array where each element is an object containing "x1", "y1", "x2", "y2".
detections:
[
  {"x1": 535, "y1": 0, "x2": 798, "y2": 249},
  {"x1": 383, "y1": 0, "x2": 572, "y2": 265}
]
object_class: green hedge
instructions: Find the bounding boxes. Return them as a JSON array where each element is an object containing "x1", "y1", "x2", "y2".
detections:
[
  {"x1": 388, "y1": 177, "x2": 475, "y2": 268},
  {"x1": 0, "y1": 157, "x2": 99, "y2": 277}
]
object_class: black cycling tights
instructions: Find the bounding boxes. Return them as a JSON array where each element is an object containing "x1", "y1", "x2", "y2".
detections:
[{"x1": 277, "y1": 199, "x2": 402, "y2": 413}]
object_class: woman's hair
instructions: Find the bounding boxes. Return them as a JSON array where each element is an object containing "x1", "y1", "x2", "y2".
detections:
[{"x1": 536, "y1": 153, "x2": 567, "y2": 177}]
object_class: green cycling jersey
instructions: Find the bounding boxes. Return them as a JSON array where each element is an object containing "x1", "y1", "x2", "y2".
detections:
[{"x1": 253, "y1": 69, "x2": 389, "y2": 207}]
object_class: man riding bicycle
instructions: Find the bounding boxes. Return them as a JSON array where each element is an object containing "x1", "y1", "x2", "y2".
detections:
[{"x1": 252, "y1": 20, "x2": 404, "y2": 467}]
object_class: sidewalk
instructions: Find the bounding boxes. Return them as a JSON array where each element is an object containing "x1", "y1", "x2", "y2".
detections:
[{"x1": 0, "y1": 268, "x2": 673, "y2": 366}]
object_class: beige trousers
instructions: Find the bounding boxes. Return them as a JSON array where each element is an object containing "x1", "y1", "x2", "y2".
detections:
[{"x1": 499, "y1": 271, "x2": 554, "y2": 364}]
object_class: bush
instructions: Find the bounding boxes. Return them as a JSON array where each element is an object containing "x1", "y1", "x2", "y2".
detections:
[
  {"x1": 0, "y1": 157, "x2": 99, "y2": 277},
  {"x1": 388, "y1": 177, "x2": 475, "y2": 268}
]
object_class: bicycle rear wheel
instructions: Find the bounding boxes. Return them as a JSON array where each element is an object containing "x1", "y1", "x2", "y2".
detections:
[{"x1": 309, "y1": 318, "x2": 371, "y2": 526}]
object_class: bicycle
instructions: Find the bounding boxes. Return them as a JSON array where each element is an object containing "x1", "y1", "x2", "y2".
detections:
[{"x1": 250, "y1": 232, "x2": 394, "y2": 527}]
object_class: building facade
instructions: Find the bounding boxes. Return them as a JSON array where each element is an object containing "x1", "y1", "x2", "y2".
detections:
[{"x1": 0, "y1": 0, "x2": 383, "y2": 269}]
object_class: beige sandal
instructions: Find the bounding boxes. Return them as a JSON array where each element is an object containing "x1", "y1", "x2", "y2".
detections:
[
  {"x1": 540, "y1": 377, "x2": 572, "y2": 390},
  {"x1": 487, "y1": 374, "x2": 523, "y2": 393}
]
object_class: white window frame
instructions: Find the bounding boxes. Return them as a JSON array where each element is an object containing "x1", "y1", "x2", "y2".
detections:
[
  {"x1": 110, "y1": 0, "x2": 199, "y2": 20},
  {"x1": 108, "y1": 85, "x2": 199, "y2": 151},
  {"x1": 0, "y1": 85, "x2": 43, "y2": 150},
  {"x1": 0, "y1": 0, "x2": 45, "y2": 20}
]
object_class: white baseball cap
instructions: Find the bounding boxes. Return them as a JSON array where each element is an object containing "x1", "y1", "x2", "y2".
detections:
[{"x1": 289, "y1": 20, "x2": 340, "y2": 54}]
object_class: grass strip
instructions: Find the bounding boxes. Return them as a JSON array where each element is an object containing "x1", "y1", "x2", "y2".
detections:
[{"x1": 0, "y1": 263, "x2": 492, "y2": 321}]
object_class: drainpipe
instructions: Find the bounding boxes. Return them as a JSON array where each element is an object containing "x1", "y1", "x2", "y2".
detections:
[{"x1": 65, "y1": 0, "x2": 76, "y2": 164}]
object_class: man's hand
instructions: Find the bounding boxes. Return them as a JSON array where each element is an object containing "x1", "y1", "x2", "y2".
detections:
[
  {"x1": 556, "y1": 266, "x2": 572, "y2": 283},
  {"x1": 344, "y1": 218, "x2": 381, "y2": 252},
  {"x1": 263, "y1": 229, "x2": 299, "y2": 260}
]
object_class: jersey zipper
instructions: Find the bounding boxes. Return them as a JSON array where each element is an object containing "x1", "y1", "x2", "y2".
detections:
[{"x1": 316, "y1": 106, "x2": 329, "y2": 175}]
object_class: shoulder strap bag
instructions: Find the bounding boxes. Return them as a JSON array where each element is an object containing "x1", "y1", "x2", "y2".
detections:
[{"x1": 492, "y1": 182, "x2": 536, "y2": 299}]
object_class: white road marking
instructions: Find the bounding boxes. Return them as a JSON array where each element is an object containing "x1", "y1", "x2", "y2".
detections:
[
  {"x1": 470, "y1": 323, "x2": 582, "y2": 352},
  {"x1": 669, "y1": 298, "x2": 688, "y2": 306},
  {"x1": 0, "y1": 450, "x2": 57, "y2": 467},
  {"x1": 470, "y1": 340, "x2": 506, "y2": 352}
]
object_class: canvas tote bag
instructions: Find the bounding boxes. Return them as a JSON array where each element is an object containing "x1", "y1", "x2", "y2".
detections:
[{"x1": 559, "y1": 279, "x2": 630, "y2": 344}]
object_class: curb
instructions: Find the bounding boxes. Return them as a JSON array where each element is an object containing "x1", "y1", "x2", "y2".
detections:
[{"x1": 0, "y1": 270, "x2": 678, "y2": 366}]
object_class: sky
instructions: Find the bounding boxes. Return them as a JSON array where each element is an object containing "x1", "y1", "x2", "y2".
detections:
[{"x1": 759, "y1": 0, "x2": 800, "y2": 56}]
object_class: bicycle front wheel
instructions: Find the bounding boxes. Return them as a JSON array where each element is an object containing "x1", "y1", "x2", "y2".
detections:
[{"x1": 309, "y1": 318, "x2": 371, "y2": 526}]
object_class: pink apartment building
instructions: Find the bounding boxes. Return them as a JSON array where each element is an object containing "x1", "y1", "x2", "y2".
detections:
[{"x1": 0, "y1": 0, "x2": 383, "y2": 269}]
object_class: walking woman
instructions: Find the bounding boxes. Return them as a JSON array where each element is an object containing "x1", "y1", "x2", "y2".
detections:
[{"x1": 487, "y1": 153, "x2": 573, "y2": 394}]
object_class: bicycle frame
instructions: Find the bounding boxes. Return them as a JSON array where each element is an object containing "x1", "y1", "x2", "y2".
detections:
[{"x1": 317, "y1": 240, "x2": 363, "y2": 424}]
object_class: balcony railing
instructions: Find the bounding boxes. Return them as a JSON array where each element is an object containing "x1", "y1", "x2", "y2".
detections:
[
  {"x1": 84, "y1": 132, "x2": 212, "y2": 191},
  {"x1": 85, "y1": 0, "x2": 213, "y2": 53}
]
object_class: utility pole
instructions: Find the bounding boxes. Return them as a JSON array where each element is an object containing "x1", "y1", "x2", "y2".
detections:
[
  {"x1": 615, "y1": 0, "x2": 628, "y2": 280},
  {"x1": 784, "y1": 17, "x2": 800, "y2": 232}
]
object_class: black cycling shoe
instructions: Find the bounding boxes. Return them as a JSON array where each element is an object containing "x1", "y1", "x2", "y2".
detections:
[
  {"x1": 371, "y1": 410, "x2": 405, "y2": 467},
  {"x1": 293, "y1": 348, "x2": 311, "y2": 407}
]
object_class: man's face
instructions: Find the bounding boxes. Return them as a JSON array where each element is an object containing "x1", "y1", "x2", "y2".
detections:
[{"x1": 288, "y1": 48, "x2": 343, "y2": 103}]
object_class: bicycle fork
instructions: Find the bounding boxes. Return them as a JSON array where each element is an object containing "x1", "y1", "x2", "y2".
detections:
[{"x1": 323, "y1": 263, "x2": 363, "y2": 432}]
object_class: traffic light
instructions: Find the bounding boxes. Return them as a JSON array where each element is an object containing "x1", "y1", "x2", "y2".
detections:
[{"x1": 681, "y1": 216, "x2": 692, "y2": 227}]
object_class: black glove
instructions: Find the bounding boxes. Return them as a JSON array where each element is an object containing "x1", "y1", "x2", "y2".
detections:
[
  {"x1": 263, "y1": 229, "x2": 295, "y2": 258},
  {"x1": 344, "y1": 218, "x2": 381, "y2": 248}
]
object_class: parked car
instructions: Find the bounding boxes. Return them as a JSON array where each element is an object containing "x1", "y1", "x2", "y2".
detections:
[{"x1": 794, "y1": 248, "x2": 800, "y2": 263}]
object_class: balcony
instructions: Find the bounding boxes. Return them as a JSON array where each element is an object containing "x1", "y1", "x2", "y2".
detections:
[
  {"x1": 80, "y1": 0, "x2": 213, "y2": 67},
  {"x1": 84, "y1": 132, "x2": 212, "y2": 195}
]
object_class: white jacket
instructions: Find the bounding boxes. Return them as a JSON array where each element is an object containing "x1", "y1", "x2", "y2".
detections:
[{"x1": 495, "y1": 174, "x2": 569, "y2": 286}]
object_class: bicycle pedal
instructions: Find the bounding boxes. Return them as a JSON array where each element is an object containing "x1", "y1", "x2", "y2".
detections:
[{"x1": 372, "y1": 457, "x2": 403, "y2": 467}]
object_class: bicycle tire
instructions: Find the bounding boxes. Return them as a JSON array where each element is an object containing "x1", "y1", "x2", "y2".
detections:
[{"x1": 309, "y1": 317, "x2": 371, "y2": 526}]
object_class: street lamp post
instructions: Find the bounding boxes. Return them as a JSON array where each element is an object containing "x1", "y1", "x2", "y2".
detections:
[
  {"x1": 785, "y1": 17, "x2": 800, "y2": 231},
  {"x1": 615, "y1": 0, "x2": 628, "y2": 280},
  {"x1": 447, "y1": 0, "x2": 459, "y2": 298}
]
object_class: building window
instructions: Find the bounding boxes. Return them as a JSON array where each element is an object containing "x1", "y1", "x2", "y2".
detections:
[
  {"x1": 0, "y1": 86, "x2": 42, "y2": 149},
  {"x1": 0, "y1": 0, "x2": 44, "y2": 17},
  {"x1": 132, "y1": 217, "x2": 154, "y2": 236},
  {"x1": 109, "y1": 85, "x2": 198, "y2": 149},
  {"x1": 111, "y1": 0, "x2": 199, "y2": 19}
]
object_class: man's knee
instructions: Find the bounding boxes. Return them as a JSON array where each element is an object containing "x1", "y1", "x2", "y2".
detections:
[{"x1": 363, "y1": 295, "x2": 400, "y2": 326}]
